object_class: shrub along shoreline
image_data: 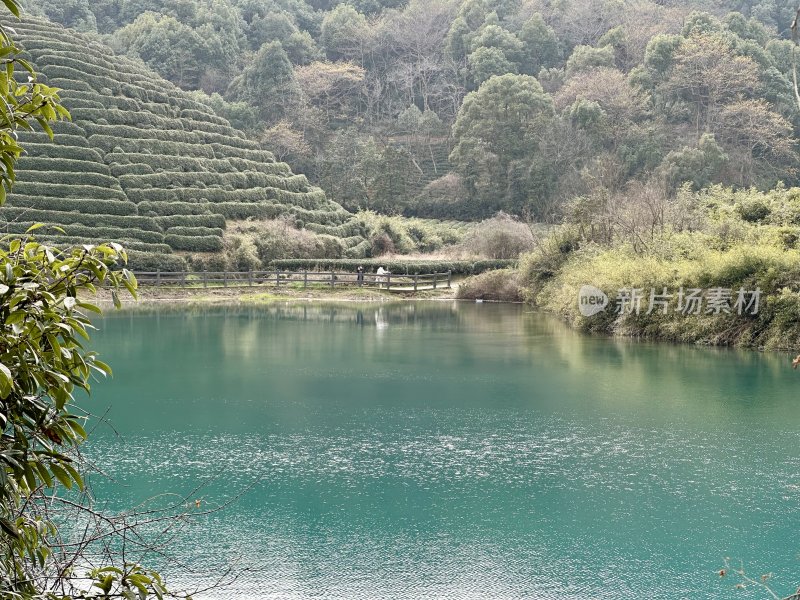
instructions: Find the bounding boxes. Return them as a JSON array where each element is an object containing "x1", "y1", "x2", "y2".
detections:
[
  {"x1": 513, "y1": 186, "x2": 800, "y2": 351},
  {"x1": 268, "y1": 258, "x2": 516, "y2": 275}
]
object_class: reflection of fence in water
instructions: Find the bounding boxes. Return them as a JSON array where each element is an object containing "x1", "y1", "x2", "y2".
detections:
[
  {"x1": 134, "y1": 270, "x2": 452, "y2": 292},
  {"x1": 257, "y1": 303, "x2": 462, "y2": 328},
  {"x1": 100, "y1": 300, "x2": 467, "y2": 326}
]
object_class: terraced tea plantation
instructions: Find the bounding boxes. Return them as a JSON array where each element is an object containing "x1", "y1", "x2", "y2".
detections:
[{"x1": 1, "y1": 16, "x2": 366, "y2": 271}]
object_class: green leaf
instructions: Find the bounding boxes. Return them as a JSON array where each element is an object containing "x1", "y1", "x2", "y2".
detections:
[
  {"x1": 76, "y1": 301, "x2": 102, "y2": 314},
  {"x1": 50, "y1": 464, "x2": 72, "y2": 489},
  {"x1": 1, "y1": 0, "x2": 21, "y2": 18},
  {"x1": 92, "y1": 359, "x2": 112, "y2": 376},
  {"x1": 35, "y1": 116, "x2": 53, "y2": 139},
  {"x1": 67, "y1": 419, "x2": 86, "y2": 440},
  {"x1": 0, "y1": 517, "x2": 19, "y2": 538},
  {"x1": 35, "y1": 461, "x2": 52, "y2": 487},
  {"x1": 63, "y1": 462, "x2": 83, "y2": 491},
  {"x1": 46, "y1": 333, "x2": 61, "y2": 357},
  {"x1": 23, "y1": 462, "x2": 36, "y2": 491},
  {"x1": 0, "y1": 361, "x2": 12, "y2": 394}
]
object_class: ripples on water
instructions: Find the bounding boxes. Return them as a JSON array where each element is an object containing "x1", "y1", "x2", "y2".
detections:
[{"x1": 84, "y1": 303, "x2": 800, "y2": 599}]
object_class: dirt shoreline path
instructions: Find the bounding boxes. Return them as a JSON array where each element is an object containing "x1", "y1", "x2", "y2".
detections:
[{"x1": 90, "y1": 283, "x2": 459, "y2": 308}]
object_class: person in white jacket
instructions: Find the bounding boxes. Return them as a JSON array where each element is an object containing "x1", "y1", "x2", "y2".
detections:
[{"x1": 376, "y1": 266, "x2": 387, "y2": 287}]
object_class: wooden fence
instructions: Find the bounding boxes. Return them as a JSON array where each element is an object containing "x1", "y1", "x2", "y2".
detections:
[{"x1": 134, "y1": 270, "x2": 453, "y2": 292}]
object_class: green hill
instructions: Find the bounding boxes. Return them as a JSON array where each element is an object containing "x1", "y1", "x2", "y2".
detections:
[{"x1": 0, "y1": 16, "x2": 367, "y2": 271}]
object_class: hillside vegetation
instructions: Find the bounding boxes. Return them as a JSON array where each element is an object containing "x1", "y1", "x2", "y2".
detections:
[
  {"x1": 24, "y1": 0, "x2": 800, "y2": 221},
  {"x1": 516, "y1": 185, "x2": 800, "y2": 349},
  {"x1": 1, "y1": 16, "x2": 366, "y2": 271}
]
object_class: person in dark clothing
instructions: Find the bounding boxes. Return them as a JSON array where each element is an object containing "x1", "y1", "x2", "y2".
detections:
[{"x1": 356, "y1": 265, "x2": 364, "y2": 285}]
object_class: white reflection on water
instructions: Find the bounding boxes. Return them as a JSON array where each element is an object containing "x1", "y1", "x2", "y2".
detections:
[{"x1": 86, "y1": 413, "x2": 800, "y2": 600}]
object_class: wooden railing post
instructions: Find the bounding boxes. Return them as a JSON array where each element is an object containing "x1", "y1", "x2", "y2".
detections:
[
  {"x1": 330, "y1": 272, "x2": 335, "y2": 288},
  {"x1": 203, "y1": 270, "x2": 208, "y2": 288},
  {"x1": 223, "y1": 271, "x2": 227, "y2": 287},
  {"x1": 248, "y1": 271, "x2": 252, "y2": 287},
  {"x1": 447, "y1": 270, "x2": 452, "y2": 288},
  {"x1": 414, "y1": 273, "x2": 418, "y2": 291},
  {"x1": 433, "y1": 273, "x2": 437, "y2": 289},
  {"x1": 156, "y1": 269, "x2": 161, "y2": 287},
  {"x1": 386, "y1": 272, "x2": 391, "y2": 290},
  {"x1": 304, "y1": 271, "x2": 308, "y2": 288}
]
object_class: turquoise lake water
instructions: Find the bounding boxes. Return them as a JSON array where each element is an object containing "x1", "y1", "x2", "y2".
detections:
[{"x1": 85, "y1": 301, "x2": 800, "y2": 599}]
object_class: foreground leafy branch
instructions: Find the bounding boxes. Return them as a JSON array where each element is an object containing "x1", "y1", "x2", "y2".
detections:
[
  {"x1": 0, "y1": 2, "x2": 210, "y2": 596},
  {"x1": 0, "y1": 237, "x2": 168, "y2": 599},
  {"x1": 0, "y1": 238, "x2": 237, "y2": 599}
]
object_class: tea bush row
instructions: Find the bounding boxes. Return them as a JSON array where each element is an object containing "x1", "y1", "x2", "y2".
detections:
[
  {"x1": 127, "y1": 187, "x2": 328, "y2": 209},
  {"x1": 180, "y1": 109, "x2": 229, "y2": 127},
  {"x1": 166, "y1": 226, "x2": 224, "y2": 238},
  {"x1": 71, "y1": 108, "x2": 185, "y2": 132},
  {"x1": 118, "y1": 172, "x2": 310, "y2": 193},
  {"x1": 17, "y1": 157, "x2": 110, "y2": 175},
  {"x1": 105, "y1": 153, "x2": 291, "y2": 177},
  {"x1": 89, "y1": 135, "x2": 215, "y2": 158},
  {"x1": 85, "y1": 123, "x2": 260, "y2": 150},
  {"x1": 210, "y1": 202, "x2": 288, "y2": 220},
  {"x1": 21, "y1": 143, "x2": 102, "y2": 162},
  {"x1": 49, "y1": 121, "x2": 86, "y2": 137},
  {"x1": 12, "y1": 182, "x2": 128, "y2": 201},
  {"x1": 209, "y1": 143, "x2": 275, "y2": 163},
  {"x1": 21, "y1": 39, "x2": 111, "y2": 67},
  {"x1": 154, "y1": 214, "x2": 226, "y2": 229},
  {"x1": 165, "y1": 234, "x2": 223, "y2": 252},
  {"x1": 32, "y1": 235, "x2": 173, "y2": 255},
  {"x1": 0, "y1": 207, "x2": 160, "y2": 231},
  {"x1": 126, "y1": 250, "x2": 187, "y2": 272},
  {"x1": 61, "y1": 97, "x2": 105, "y2": 110},
  {"x1": 18, "y1": 132, "x2": 90, "y2": 148},
  {"x1": 11, "y1": 180, "x2": 121, "y2": 202},
  {"x1": 211, "y1": 203, "x2": 351, "y2": 225},
  {"x1": 35, "y1": 50, "x2": 116, "y2": 72},
  {"x1": 291, "y1": 206, "x2": 352, "y2": 224},
  {"x1": 16, "y1": 170, "x2": 120, "y2": 189},
  {"x1": 110, "y1": 163, "x2": 155, "y2": 177},
  {"x1": 47, "y1": 224, "x2": 164, "y2": 244},
  {"x1": 47, "y1": 77, "x2": 92, "y2": 93},
  {"x1": 37, "y1": 54, "x2": 118, "y2": 79},
  {"x1": 138, "y1": 201, "x2": 215, "y2": 216},
  {"x1": 6, "y1": 195, "x2": 138, "y2": 216}
]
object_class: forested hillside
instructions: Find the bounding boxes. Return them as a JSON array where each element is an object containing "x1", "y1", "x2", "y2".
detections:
[
  {"x1": 25, "y1": 0, "x2": 800, "y2": 220},
  {"x1": 2, "y1": 15, "x2": 366, "y2": 271}
]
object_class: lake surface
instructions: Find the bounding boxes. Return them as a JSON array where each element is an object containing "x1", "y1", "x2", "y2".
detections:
[{"x1": 85, "y1": 301, "x2": 800, "y2": 599}]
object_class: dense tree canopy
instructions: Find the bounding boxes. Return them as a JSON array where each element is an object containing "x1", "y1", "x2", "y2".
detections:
[
  {"x1": 22, "y1": 0, "x2": 800, "y2": 220},
  {"x1": 451, "y1": 74, "x2": 554, "y2": 215}
]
